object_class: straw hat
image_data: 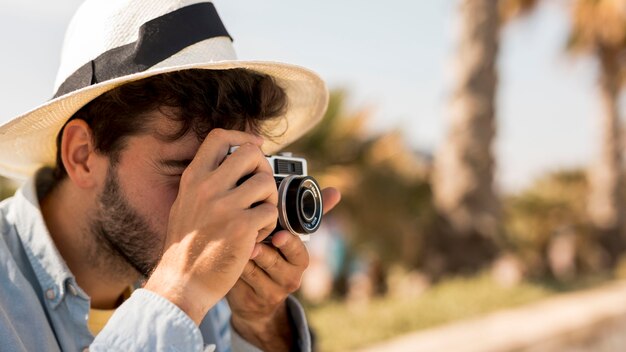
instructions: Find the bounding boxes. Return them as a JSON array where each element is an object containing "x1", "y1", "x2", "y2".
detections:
[{"x1": 0, "y1": 0, "x2": 328, "y2": 180}]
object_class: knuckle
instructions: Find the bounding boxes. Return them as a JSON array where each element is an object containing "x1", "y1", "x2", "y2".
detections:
[
  {"x1": 244, "y1": 262, "x2": 260, "y2": 279},
  {"x1": 261, "y1": 219, "x2": 278, "y2": 236},
  {"x1": 240, "y1": 143, "x2": 267, "y2": 164},
  {"x1": 264, "y1": 172, "x2": 276, "y2": 183},
  {"x1": 300, "y1": 247, "x2": 310, "y2": 267},
  {"x1": 298, "y1": 245, "x2": 311, "y2": 268},
  {"x1": 208, "y1": 128, "x2": 226, "y2": 140},
  {"x1": 265, "y1": 250, "x2": 281, "y2": 271},
  {"x1": 259, "y1": 202, "x2": 278, "y2": 219},
  {"x1": 267, "y1": 292, "x2": 285, "y2": 307},
  {"x1": 253, "y1": 171, "x2": 269, "y2": 181},
  {"x1": 180, "y1": 167, "x2": 196, "y2": 185},
  {"x1": 269, "y1": 205, "x2": 279, "y2": 218},
  {"x1": 237, "y1": 143, "x2": 258, "y2": 156},
  {"x1": 253, "y1": 145, "x2": 266, "y2": 159},
  {"x1": 285, "y1": 278, "x2": 302, "y2": 293},
  {"x1": 257, "y1": 229, "x2": 271, "y2": 242},
  {"x1": 245, "y1": 173, "x2": 262, "y2": 188},
  {"x1": 280, "y1": 236, "x2": 296, "y2": 252},
  {"x1": 255, "y1": 172, "x2": 275, "y2": 187}
]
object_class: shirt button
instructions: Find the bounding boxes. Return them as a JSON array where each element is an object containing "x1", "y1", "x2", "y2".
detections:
[{"x1": 45, "y1": 288, "x2": 56, "y2": 300}]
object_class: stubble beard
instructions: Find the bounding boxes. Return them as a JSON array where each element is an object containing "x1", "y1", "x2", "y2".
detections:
[{"x1": 89, "y1": 166, "x2": 164, "y2": 280}]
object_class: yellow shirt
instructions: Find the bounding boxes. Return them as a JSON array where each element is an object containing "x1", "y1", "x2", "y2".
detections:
[
  {"x1": 88, "y1": 308, "x2": 115, "y2": 336},
  {"x1": 88, "y1": 287, "x2": 133, "y2": 335}
]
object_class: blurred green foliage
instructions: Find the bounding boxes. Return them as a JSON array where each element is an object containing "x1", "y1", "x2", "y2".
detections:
[
  {"x1": 289, "y1": 91, "x2": 436, "y2": 271},
  {"x1": 504, "y1": 170, "x2": 589, "y2": 273},
  {"x1": 503, "y1": 169, "x2": 624, "y2": 279}
]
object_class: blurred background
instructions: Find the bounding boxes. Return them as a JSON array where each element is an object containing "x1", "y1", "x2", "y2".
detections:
[{"x1": 4, "y1": 0, "x2": 626, "y2": 351}]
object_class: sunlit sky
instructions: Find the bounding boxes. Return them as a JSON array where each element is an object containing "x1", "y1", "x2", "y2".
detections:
[{"x1": 0, "y1": 0, "x2": 607, "y2": 192}]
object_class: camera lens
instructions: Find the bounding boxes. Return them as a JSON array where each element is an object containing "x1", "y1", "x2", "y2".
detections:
[
  {"x1": 300, "y1": 189, "x2": 317, "y2": 222},
  {"x1": 277, "y1": 175, "x2": 323, "y2": 235}
]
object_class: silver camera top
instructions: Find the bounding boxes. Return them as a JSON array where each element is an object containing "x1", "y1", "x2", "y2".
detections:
[{"x1": 228, "y1": 146, "x2": 308, "y2": 178}]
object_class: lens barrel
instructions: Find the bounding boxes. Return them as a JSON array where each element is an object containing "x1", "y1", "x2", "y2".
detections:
[{"x1": 277, "y1": 175, "x2": 323, "y2": 235}]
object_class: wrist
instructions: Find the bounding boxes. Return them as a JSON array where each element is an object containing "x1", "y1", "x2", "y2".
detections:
[
  {"x1": 144, "y1": 266, "x2": 220, "y2": 325},
  {"x1": 231, "y1": 303, "x2": 294, "y2": 351}
]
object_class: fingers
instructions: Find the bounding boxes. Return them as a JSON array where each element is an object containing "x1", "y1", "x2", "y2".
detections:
[
  {"x1": 321, "y1": 187, "x2": 341, "y2": 215},
  {"x1": 220, "y1": 144, "x2": 277, "y2": 208},
  {"x1": 217, "y1": 143, "x2": 273, "y2": 189},
  {"x1": 270, "y1": 231, "x2": 310, "y2": 269},
  {"x1": 243, "y1": 242, "x2": 305, "y2": 295},
  {"x1": 245, "y1": 203, "x2": 278, "y2": 241},
  {"x1": 255, "y1": 222, "x2": 278, "y2": 243},
  {"x1": 228, "y1": 277, "x2": 289, "y2": 313},
  {"x1": 251, "y1": 243, "x2": 286, "y2": 272},
  {"x1": 184, "y1": 130, "x2": 276, "y2": 206},
  {"x1": 224, "y1": 171, "x2": 277, "y2": 209},
  {"x1": 240, "y1": 258, "x2": 301, "y2": 298},
  {"x1": 187, "y1": 128, "x2": 264, "y2": 173}
]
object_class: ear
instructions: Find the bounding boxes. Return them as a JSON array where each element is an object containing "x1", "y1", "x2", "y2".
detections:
[{"x1": 60, "y1": 119, "x2": 105, "y2": 189}]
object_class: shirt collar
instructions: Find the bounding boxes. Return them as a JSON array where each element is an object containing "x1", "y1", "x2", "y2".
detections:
[{"x1": 12, "y1": 168, "x2": 77, "y2": 308}]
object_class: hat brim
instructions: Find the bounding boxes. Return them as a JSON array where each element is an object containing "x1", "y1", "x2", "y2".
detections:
[{"x1": 0, "y1": 60, "x2": 328, "y2": 179}]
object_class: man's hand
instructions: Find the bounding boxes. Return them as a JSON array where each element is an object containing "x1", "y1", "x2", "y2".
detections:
[
  {"x1": 227, "y1": 187, "x2": 341, "y2": 351},
  {"x1": 144, "y1": 129, "x2": 279, "y2": 324}
]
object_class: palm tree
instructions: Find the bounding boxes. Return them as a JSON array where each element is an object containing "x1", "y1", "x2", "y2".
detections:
[
  {"x1": 433, "y1": 0, "x2": 626, "y2": 275},
  {"x1": 430, "y1": 0, "x2": 501, "y2": 274},
  {"x1": 567, "y1": 0, "x2": 626, "y2": 263},
  {"x1": 500, "y1": 0, "x2": 626, "y2": 264}
]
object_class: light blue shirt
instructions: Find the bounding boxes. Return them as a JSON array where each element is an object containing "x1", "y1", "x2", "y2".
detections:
[{"x1": 0, "y1": 169, "x2": 311, "y2": 351}]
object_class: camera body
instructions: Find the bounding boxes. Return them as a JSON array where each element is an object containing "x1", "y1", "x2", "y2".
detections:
[{"x1": 229, "y1": 147, "x2": 323, "y2": 242}]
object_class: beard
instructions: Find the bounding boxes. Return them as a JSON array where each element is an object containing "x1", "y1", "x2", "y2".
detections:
[{"x1": 89, "y1": 166, "x2": 164, "y2": 278}]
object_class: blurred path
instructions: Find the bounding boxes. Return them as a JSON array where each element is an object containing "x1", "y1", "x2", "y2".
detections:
[{"x1": 358, "y1": 280, "x2": 626, "y2": 352}]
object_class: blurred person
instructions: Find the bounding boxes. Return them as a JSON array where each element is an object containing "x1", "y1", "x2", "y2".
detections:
[
  {"x1": 301, "y1": 217, "x2": 347, "y2": 303},
  {"x1": 301, "y1": 223, "x2": 334, "y2": 304},
  {"x1": 0, "y1": 0, "x2": 340, "y2": 351}
]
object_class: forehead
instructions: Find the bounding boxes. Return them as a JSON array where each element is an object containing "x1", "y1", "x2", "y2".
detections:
[
  {"x1": 127, "y1": 107, "x2": 202, "y2": 157},
  {"x1": 145, "y1": 106, "x2": 188, "y2": 137}
]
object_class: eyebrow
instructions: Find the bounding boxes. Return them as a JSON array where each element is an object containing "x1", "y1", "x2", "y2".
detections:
[{"x1": 158, "y1": 158, "x2": 193, "y2": 170}]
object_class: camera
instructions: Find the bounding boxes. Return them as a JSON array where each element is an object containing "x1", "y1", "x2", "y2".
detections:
[{"x1": 228, "y1": 146, "x2": 323, "y2": 242}]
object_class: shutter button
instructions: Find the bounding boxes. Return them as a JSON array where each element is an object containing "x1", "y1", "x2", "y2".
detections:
[{"x1": 46, "y1": 288, "x2": 56, "y2": 300}]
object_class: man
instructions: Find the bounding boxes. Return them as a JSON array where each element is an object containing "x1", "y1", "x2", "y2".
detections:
[{"x1": 0, "y1": 1, "x2": 340, "y2": 351}]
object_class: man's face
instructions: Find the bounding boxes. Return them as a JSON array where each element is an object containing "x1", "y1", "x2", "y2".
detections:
[{"x1": 90, "y1": 110, "x2": 203, "y2": 278}]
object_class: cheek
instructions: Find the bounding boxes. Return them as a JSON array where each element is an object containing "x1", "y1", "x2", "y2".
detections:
[
  {"x1": 116, "y1": 168, "x2": 180, "y2": 238},
  {"x1": 139, "y1": 181, "x2": 179, "y2": 237}
]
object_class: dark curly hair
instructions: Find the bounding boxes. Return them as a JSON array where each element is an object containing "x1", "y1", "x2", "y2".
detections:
[{"x1": 53, "y1": 68, "x2": 288, "y2": 179}]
